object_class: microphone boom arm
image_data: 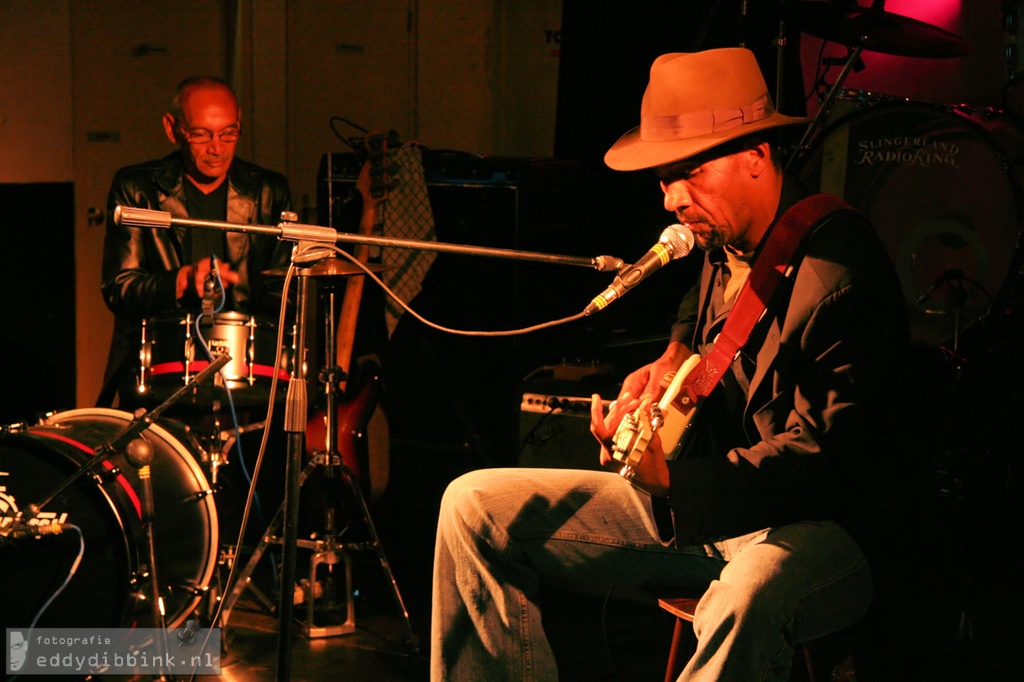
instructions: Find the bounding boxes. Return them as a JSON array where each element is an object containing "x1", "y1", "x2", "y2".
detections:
[{"x1": 113, "y1": 206, "x2": 625, "y2": 272}]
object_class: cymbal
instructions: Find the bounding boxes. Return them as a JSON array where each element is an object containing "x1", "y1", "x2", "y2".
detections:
[
  {"x1": 262, "y1": 258, "x2": 390, "y2": 278},
  {"x1": 793, "y1": 1, "x2": 971, "y2": 58}
]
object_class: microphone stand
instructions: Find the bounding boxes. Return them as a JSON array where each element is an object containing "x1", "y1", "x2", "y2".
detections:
[
  {"x1": 124, "y1": 437, "x2": 171, "y2": 680},
  {"x1": 113, "y1": 206, "x2": 627, "y2": 681},
  {"x1": 114, "y1": 206, "x2": 626, "y2": 273}
]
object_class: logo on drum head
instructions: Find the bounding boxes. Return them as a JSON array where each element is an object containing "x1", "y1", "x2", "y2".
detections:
[
  {"x1": 1, "y1": 473, "x2": 18, "y2": 534},
  {"x1": 854, "y1": 135, "x2": 961, "y2": 168}
]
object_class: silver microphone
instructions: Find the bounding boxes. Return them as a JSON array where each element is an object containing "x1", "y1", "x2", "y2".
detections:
[{"x1": 584, "y1": 224, "x2": 695, "y2": 315}]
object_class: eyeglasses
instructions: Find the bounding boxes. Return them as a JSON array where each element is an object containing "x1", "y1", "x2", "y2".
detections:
[{"x1": 177, "y1": 123, "x2": 241, "y2": 144}]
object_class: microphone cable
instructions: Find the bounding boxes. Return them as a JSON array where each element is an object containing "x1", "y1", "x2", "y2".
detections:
[{"x1": 5, "y1": 524, "x2": 84, "y2": 682}]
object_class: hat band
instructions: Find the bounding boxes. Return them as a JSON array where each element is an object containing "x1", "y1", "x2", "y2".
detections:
[{"x1": 640, "y1": 92, "x2": 774, "y2": 142}]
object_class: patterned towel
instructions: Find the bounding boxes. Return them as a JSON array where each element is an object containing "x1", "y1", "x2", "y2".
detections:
[{"x1": 380, "y1": 143, "x2": 437, "y2": 336}]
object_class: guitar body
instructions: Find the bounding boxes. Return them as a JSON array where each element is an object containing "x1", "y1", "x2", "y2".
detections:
[
  {"x1": 305, "y1": 357, "x2": 384, "y2": 499},
  {"x1": 610, "y1": 353, "x2": 702, "y2": 478}
]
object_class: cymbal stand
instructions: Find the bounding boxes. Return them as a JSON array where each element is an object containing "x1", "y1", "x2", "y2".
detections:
[
  {"x1": 304, "y1": 274, "x2": 417, "y2": 644},
  {"x1": 276, "y1": 261, "x2": 311, "y2": 679},
  {"x1": 216, "y1": 271, "x2": 418, "y2": 647},
  {"x1": 784, "y1": 43, "x2": 865, "y2": 173}
]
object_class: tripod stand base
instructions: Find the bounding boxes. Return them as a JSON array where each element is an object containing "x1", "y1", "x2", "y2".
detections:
[{"x1": 301, "y1": 547, "x2": 356, "y2": 638}]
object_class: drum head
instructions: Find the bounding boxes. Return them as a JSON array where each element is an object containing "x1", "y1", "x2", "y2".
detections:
[
  {"x1": 0, "y1": 408, "x2": 218, "y2": 629},
  {"x1": 1, "y1": 432, "x2": 134, "y2": 628},
  {"x1": 797, "y1": 101, "x2": 1024, "y2": 346}
]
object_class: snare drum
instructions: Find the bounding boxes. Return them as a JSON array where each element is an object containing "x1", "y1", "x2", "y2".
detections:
[
  {"x1": 0, "y1": 408, "x2": 218, "y2": 629},
  {"x1": 138, "y1": 311, "x2": 292, "y2": 408},
  {"x1": 797, "y1": 95, "x2": 1024, "y2": 346}
]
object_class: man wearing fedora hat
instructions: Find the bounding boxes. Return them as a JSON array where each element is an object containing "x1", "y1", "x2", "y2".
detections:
[{"x1": 431, "y1": 48, "x2": 910, "y2": 680}]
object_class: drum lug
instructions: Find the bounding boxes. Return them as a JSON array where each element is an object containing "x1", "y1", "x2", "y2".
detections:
[
  {"x1": 311, "y1": 451, "x2": 344, "y2": 467},
  {"x1": 247, "y1": 317, "x2": 257, "y2": 386},
  {"x1": 179, "y1": 583, "x2": 210, "y2": 598},
  {"x1": 138, "y1": 318, "x2": 151, "y2": 393},
  {"x1": 183, "y1": 313, "x2": 195, "y2": 384},
  {"x1": 190, "y1": 488, "x2": 216, "y2": 503},
  {"x1": 1, "y1": 421, "x2": 29, "y2": 435},
  {"x1": 95, "y1": 467, "x2": 121, "y2": 484}
]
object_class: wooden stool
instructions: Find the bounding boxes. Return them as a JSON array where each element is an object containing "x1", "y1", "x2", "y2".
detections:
[{"x1": 657, "y1": 596, "x2": 858, "y2": 682}]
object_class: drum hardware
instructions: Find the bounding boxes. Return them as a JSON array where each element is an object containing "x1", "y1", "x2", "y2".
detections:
[
  {"x1": 794, "y1": 97, "x2": 1024, "y2": 347},
  {"x1": 137, "y1": 311, "x2": 292, "y2": 409},
  {"x1": 215, "y1": 248, "x2": 419, "y2": 649},
  {"x1": 0, "y1": 408, "x2": 221, "y2": 630},
  {"x1": 785, "y1": 0, "x2": 973, "y2": 173}
]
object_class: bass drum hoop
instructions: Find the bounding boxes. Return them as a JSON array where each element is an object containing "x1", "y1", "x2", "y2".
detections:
[{"x1": 37, "y1": 407, "x2": 218, "y2": 628}]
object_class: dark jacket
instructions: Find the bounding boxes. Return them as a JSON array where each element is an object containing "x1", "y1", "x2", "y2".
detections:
[
  {"x1": 98, "y1": 152, "x2": 292, "y2": 406},
  {"x1": 666, "y1": 181, "x2": 911, "y2": 555}
]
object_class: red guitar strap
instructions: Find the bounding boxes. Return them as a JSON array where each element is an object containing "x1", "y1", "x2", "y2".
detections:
[{"x1": 673, "y1": 193, "x2": 855, "y2": 412}]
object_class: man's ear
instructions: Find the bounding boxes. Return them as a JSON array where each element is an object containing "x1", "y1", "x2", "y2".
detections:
[
  {"x1": 746, "y1": 141, "x2": 772, "y2": 177},
  {"x1": 162, "y1": 113, "x2": 179, "y2": 145}
]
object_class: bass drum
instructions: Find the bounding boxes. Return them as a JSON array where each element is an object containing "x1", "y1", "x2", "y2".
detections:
[
  {"x1": 0, "y1": 408, "x2": 218, "y2": 629},
  {"x1": 797, "y1": 96, "x2": 1024, "y2": 346}
]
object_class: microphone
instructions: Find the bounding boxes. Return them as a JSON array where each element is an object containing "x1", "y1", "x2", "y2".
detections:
[
  {"x1": 915, "y1": 268, "x2": 964, "y2": 306},
  {"x1": 0, "y1": 518, "x2": 64, "y2": 539},
  {"x1": 584, "y1": 224, "x2": 695, "y2": 315},
  {"x1": 124, "y1": 438, "x2": 156, "y2": 523},
  {"x1": 202, "y1": 255, "x2": 220, "y2": 315}
]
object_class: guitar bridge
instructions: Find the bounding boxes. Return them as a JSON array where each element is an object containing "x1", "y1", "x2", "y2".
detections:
[{"x1": 610, "y1": 412, "x2": 640, "y2": 462}]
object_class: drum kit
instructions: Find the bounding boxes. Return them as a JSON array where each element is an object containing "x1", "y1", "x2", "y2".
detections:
[
  {"x1": 784, "y1": 1, "x2": 1021, "y2": 352},
  {"x1": 0, "y1": 240, "x2": 416, "y2": 678}
]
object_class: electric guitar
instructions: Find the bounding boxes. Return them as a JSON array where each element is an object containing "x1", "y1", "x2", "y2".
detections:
[
  {"x1": 610, "y1": 353, "x2": 703, "y2": 481},
  {"x1": 306, "y1": 132, "x2": 397, "y2": 502}
]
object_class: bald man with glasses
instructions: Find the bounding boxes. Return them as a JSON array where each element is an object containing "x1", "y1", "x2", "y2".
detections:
[{"x1": 98, "y1": 75, "x2": 293, "y2": 409}]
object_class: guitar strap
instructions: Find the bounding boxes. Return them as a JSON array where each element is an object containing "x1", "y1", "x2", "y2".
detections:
[{"x1": 672, "y1": 193, "x2": 855, "y2": 413}]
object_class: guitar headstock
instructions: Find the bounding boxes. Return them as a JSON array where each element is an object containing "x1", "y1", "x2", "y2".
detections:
[{"x1": 356, "y1": 129, "x2": 400, "y2": 205}]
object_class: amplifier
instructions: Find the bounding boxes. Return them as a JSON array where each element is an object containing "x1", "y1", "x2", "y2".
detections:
[{"x1": 518, "y1": 393, "x2": 611, "y2": 471}]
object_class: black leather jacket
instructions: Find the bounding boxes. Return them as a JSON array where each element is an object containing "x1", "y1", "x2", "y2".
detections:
[{"x1": 98, "y1": 152, "x2": 292, "y2": 406}]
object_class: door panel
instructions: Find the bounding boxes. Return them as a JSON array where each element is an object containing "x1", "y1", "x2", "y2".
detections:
[{"x1": 70, "y1": 1, "x2": 228, "y2": 407}]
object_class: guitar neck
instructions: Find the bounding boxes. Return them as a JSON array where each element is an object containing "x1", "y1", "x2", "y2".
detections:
[{"x1": 335, "y1": 149, "x2": 388, "y2": 391}]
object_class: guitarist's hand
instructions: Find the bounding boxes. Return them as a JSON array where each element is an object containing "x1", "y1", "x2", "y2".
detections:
[
  {"x1": 590, "y1": 394, "x2": 671, "y2": 498},
  {"x1": 590, "y1": 391, "x2": 640, "y2": 466},
  {"x1": 622, "y1": 340, "x2": 694, "y2": 402},
  {"x1": 629, "y1": 430, "x2": 672, "y2": 497}
]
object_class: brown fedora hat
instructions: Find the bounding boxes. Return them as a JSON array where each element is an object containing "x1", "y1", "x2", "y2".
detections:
[{"x1": 605, "y1": 48, "x2": 809, "y2": 171}]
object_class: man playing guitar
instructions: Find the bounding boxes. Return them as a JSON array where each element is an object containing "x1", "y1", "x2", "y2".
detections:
[{"x1": 431, "y1": 48, "x2": 912, "y2": 681}]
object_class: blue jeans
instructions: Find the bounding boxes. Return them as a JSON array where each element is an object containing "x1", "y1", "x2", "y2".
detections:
[{"x1": 430, "y1": 467, "x2": 872, "y2": 681}]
